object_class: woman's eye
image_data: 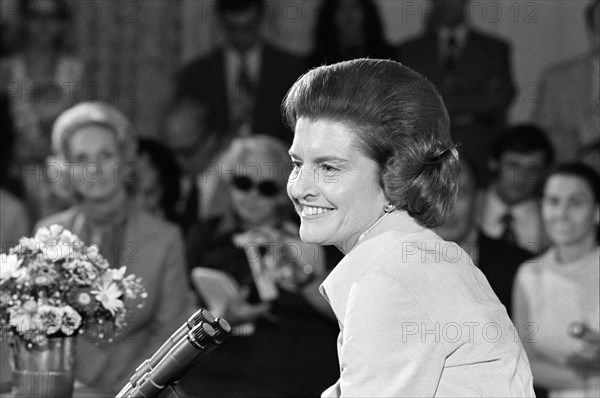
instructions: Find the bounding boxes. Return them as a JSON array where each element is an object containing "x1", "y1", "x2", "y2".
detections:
[{"x1": 321, "y1": 164, "x2": 338, "y2": 173}]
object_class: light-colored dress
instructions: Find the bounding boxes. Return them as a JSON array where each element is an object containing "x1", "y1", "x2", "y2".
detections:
[
  {"x1": 513, "y1": 247, "x2": 600, "y2": 397},
  {"x1": 320, "y1": 213, "x2": 534, "y2": 397}
]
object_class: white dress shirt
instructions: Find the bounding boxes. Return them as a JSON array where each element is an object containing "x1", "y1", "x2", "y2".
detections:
[
  {"x1": 479, "y1": 186, "x2": 547, "y2": 254},
  {"x1": 225, "y1": 45, "x2": 263, "y2": 137}
]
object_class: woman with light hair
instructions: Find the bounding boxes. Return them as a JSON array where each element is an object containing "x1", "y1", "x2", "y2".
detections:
[{"x1": 35, "y1": 101, "x2": 193, "y2": 394}]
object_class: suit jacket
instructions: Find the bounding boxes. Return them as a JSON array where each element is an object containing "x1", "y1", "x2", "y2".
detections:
[
  {"x1": 477, "y1": 230, "x2": 534, "y2": 317},
  {"x1": 320, "y1": 213, "x2": 534, "y2": 397},
  {"x1": 35, "y1": 204, "x2": 193, "y2": 393},
  {"x1": 175, "y1": 44, "x2": 307, "y2": 145},
  {"x1": 397, "y1": 28, "x2": 515, "y2": 127},
  {"x1": 534, "y1": 53, "x2": 599, "y2": 163}
]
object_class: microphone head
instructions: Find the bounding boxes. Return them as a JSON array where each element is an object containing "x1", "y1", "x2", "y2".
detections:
[
  {"x1": 212, "y1": 318, "x2": 232, "y2": 345},
  {"x1": 187, "y1": 308, "x2": 216, "y2": 329},
  {"x1": 188, "y1": 322, "x2": 217, "y2": 349}
]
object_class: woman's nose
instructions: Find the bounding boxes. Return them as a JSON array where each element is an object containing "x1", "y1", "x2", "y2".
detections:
[{"x1": 289, "y1": 166, "x2": 318, "y2": 200}]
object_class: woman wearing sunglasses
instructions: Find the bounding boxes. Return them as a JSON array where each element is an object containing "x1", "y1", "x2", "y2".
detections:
[{"x1": 181, "y1": 135, "x2": 340, "y2": 397}]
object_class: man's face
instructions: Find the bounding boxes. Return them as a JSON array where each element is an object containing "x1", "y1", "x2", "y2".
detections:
[
  {"x1": 165, "y1": 106, "x2": 213, "y2": 176},
  {"x1": 221, "y1": 6, "x2": 262, "y2": 53},
  {"x1": 495, "y1": 150, "x2": 548, "y2": 205},
  {"x1": 434, "y1": 0, "x2": 469, "y2": 28}
]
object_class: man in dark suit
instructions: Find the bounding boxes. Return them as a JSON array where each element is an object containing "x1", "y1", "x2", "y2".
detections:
[
  {"x1": 397, "y1": 0, "x2": 515, "y2": 185},
  {"x1": 175, "y1": 0, "x2": 307, "y2": 146}
]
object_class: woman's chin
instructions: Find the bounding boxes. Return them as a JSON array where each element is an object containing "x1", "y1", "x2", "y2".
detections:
[{"x1": 299, "y1": 225, "x2": 328, "y2": 245}]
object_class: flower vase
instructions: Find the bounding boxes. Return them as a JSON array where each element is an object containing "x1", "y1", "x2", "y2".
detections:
[{"x1": 9, "y1": 336, "x2": 76, "y2": 398}]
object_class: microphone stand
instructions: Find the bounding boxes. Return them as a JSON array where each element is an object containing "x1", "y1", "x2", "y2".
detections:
[{"x1": 118, "y1": 316, "x2": 231, "y2": 398}]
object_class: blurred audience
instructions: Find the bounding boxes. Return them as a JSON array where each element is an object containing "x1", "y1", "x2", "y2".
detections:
[
  {"x1": 435, "y1": 154, "x2": 534, "y2": 316},
  {"x1": 1, "y1": 0, "x2": 84, "y2": 222},
  {"x1": 136, "y1": 137, "x2": 181, "y2": 225},
  {"x1": 534, "y1": 0, "x2": 600, "y2": 173},
  {"x1": 1, "y1": 0, "x2": 83, "y2": 165},
  {"x1": 181, "y1": 135, "x2": 339, "y2": 397},
  {"x1": 396, "y1": 0, "x2": 515, "y2": 185},
  {"x1": 0, "y1": 94, "x2": 29, "y2": 392},
  {"x1": 479, "y1": 125, "x2": 554, "y2": 254},
  {"x1": 175, "y1": 0, "x2": 306, "y2": 144},
  {"x1": 164, "y1": 98, "x2": 234, "y2": 235},
  {"x1": 513, "y1": 163, "x2": 600, "y2": 397},
  {"x1": 0, "y1": 0, "x2": 23, "y2": 57},
  {"x1": 310, "y1": 0, "x2": 393, "y2": 66},
  {"x1": 34, "y1": 102, "x2": 193, "y2": 394}
]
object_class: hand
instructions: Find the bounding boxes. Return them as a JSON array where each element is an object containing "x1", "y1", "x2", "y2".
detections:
[{"x1": 222, "y1": 287, "x2": 276, "y2": 326}]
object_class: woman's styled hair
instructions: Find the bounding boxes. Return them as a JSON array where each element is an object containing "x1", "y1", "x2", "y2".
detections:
[
  {"x1": 52, "y1": 101, "x2": 137, "y2": 162},
  {"x1": 222, "y1": 134, "x2": 292, "y2": 190},
  {"x1": 51, "y1": 101, "x2": 138, "y2": 197},
  {"x1": 282, "y1": 58, "x2": 460, "y2": 228}
]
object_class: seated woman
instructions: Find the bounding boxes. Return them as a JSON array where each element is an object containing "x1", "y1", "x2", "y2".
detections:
[
  {"x1": 35, "y1": 102, "x2": 193, "y2": 394},
  {"x1": 181, "y1": 135, "x2": 339, "y2": 397},
  {"x1": 513, "y1": 163, "x2": 600, "y2": 397}
]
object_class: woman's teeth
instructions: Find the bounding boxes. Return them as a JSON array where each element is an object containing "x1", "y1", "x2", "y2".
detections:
[{"x1": 302, "y1": 206, "x2": 333, "y2": 216}]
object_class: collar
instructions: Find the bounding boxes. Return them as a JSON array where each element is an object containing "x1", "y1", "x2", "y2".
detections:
[
  {"x1": 486, "y1": 185, "x2": 539, "y2": 217},
  {"x1": 319, "y1": 211, "x2": 427, "y2": 320},
  {"x1": 224, "y1": 44, "x2": 263, "y2": 83},
  {"x1": 438, "y1": 25, "x2": 468, "y2": 53}
]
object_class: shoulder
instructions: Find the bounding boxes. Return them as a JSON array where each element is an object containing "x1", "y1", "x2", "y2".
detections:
[
  {"x1": 262, "y1": 44, "x2": 307, "y2": 73},
  {"x1": 468, "y1": 29, "x2": 511, "y2": 50},
  {"x1": 365, "y1": 231, "x2": 474, "y2": 286},
  {"x1": 541, "y1": 54, "x2": 591, "y2": 79},
  {"x1": 515, "y1": 250, "x2": 551, "y2": 281},
  {"x1": 0, "y1": 189, "x2": 26, "y2": 214},
  {"x1": 398, "y1": 33, "x2": 432, "y2": 50},
  {"x1": 179, "y1": 48, "x2": 224, "y2": 74},
  {"x1": 263, "y1": 44, "x2": 304, "y2": 62}
]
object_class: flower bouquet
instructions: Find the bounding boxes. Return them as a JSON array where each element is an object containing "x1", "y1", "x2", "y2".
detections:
[
  {"x1": 0, "y1": 224, "x2": 146, "y2": 397},
  {"x1": 1, "y1": 224, "x2": 146, "y2": 343}
]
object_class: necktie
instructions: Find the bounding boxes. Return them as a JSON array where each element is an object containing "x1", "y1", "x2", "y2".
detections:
[
  {"x1": 500, "y1": 212, "x2": 517, "y2": 246},
  {"x1": 180, "y1": 179, "x2": 199, "y2": 232},
  {"x1": 235, "y1": 54, "x2": 255, "y2": 136},
  {"x1": 445, "y1": 33, "x2": 457, "y2": 72}
]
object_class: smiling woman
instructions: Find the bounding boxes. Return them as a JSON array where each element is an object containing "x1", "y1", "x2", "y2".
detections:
[
  {"x1": 513, "y1": 163, "x2": 600, "y2": 397},
  {"x1": 283, "y1": 58, "x2": 535, "y2": 397}
]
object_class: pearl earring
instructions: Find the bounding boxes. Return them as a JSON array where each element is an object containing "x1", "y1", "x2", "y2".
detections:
[{"x1": 384, "y1": 202, "x2": 396, "y2": 213}]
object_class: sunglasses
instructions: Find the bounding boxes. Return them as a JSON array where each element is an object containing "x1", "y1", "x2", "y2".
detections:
[{"x1": 232, "y1": 176, "x2": 280, "y2": 197}]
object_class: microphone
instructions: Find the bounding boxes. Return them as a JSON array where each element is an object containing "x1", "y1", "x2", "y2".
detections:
[
  {"x1": 129, "y1": 322, "x2": 219, "y2": 398},
  {"x1": 116, "y1": 308, "x2": 215, "y2": 397}
]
